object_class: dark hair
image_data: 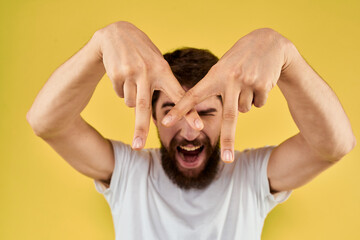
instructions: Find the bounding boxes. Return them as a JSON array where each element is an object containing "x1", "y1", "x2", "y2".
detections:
[{"x1": 152, "y1": 47, "x2": 219, "y2": 119}]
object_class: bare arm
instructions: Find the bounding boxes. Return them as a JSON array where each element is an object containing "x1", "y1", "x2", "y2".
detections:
[
  {"x1": 27, "y1": 34, "x2": 105, "y2": 137},
  {"x1": 163, "y1": 28, "x2": 356, "y2": 192},
  {"x1": 268, "y1": 42, "x2": 356, "y2": 192},
  {"x1": 27, "y1": 31, "x2": 115, "y2": 184},
  {"x1": 27, "y1": 21, "x2": 200, "y2": 185}
]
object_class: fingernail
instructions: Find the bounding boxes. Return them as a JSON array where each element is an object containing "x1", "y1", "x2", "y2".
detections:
[
  {"x1": 194, "y1": 119, "x2": 203, "y2": 130},
  {"x1": 222, "y1": 150, "x2": 233, "y2": 163},
  {"x1": 162, "y1": 115, "x2": 172, "y2": 126},
  {"x1": 132, "y1": 137, "x2": 143, "y2": 149}
]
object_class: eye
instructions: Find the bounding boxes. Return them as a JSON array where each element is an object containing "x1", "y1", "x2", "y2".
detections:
[
  {"x1": 199, "y1": 113, "x2": 215, "y2": 116},
  {"x1": 164, "y1": 110, "x2": 170, "y2": 115}
]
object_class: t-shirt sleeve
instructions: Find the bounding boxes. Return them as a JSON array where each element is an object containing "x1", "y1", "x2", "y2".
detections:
[
  {"x1": 250, "y1": 146, "x2": 292, "y2": 219},
  {"x1": 93, "y1": 139, "x2": 134, "y2": 208}
]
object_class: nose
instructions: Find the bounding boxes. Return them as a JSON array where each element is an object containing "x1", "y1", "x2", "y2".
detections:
[{"x1": 178, "y1": 118, "x2": 201, "y2": 141}]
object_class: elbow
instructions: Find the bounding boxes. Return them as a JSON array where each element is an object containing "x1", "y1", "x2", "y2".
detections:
[
  {"x1": 26, "y1": 110, "x2": 42, "y2": 136},
  {"x1": 347, "y1": 134, "x2": 357, "y2": 155},
  {"x1": 340, "y1": 133, "x2": 356, "y2": 158},
  {"x1": 26, "y1": 110, "x2": 52, "y2": 138},
  {"x1": 326, "y1": 134, "x2": 357, "y2": 162}
]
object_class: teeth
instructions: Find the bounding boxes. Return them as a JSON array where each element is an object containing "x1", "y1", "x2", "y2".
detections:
[{"x1": 179, "y1": 145, "x2": 201, "y2": 151}]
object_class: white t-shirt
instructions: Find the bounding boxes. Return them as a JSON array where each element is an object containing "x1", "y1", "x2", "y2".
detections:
[{"x1": 94, "y1": 140, "x2": 291, "y2": 240}]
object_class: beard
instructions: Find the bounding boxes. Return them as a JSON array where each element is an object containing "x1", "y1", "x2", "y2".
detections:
[{"x1": 159, "y1": 133, "x2": 220, "y2": 190}]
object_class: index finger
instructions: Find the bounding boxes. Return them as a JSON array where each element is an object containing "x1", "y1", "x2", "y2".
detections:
[
  {"x1": 220, "y1": 88, "x2": 240, "y2": 163},
  {"x1": 132, "y1": 80, "x2": 152, "y2": 150},
  {"x1": 161, "y1": 75, "x2": 215, "y2": 127},
  {"x1": 157, "y1": 73, "x2": 205, "y2": 130}
]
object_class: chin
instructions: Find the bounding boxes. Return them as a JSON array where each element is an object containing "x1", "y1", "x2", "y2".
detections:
[{"x1": 159, "y1": 136, "x2": 221, "y2": 190}]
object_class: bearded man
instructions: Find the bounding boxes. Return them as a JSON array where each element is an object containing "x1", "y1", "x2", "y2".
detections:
[{"x1": 27, "y1": 21, "x2": 356, "y2": 239}]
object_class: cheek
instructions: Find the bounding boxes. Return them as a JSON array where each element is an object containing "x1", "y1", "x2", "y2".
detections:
[
  {"x1": 157, "y1": 125, "x2": 177, "y2": 148},
  {"x1": 203, "y1": 115, "x2": 222, "y2": 131},
  {"x1": 202, "y1": 117, "x2": 222, "y2": 145}
]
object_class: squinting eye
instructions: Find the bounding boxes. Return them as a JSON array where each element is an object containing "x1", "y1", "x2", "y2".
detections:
[
  {"x1": 164, "y1": 110, "x2": 170, "y2": 115},
  {"x1": 199, "y1": 113, "x2": 215, "y2": 116}
]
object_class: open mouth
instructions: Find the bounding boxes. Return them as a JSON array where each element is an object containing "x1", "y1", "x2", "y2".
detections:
[{"x1": 176, "y1": 144, "x2": 205, "y2": 168}]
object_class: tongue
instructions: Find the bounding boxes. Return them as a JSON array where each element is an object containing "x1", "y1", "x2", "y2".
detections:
[
  {"x1": 179, "y1": 148, "x2": 202, "y2": 162},
  {"x1": 183, "y1": 153, "x2": 198, "y2": 162}
]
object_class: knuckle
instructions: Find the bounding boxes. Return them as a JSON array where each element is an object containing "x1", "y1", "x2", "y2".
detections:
[
  {"x1": 109, "y1": 68, "x2": 123, "y2": 82},
  {"x1": 241, "y1": 73, "x2": 257, "y2": 86},
  {"x1": 156, "y1": 59, "x2": 171, "y2": 73},
  {"x1": 115, "y1": 89, "x2": 124, "y2": 98},
  {"x1": 140, "y1": 61, "x2": 151, "y2": 72},
  {"x1": 254, "y1": 83, "x2": 269, "y2": 93},
  {"x1": 137, "y1": 98, "x2": 150, "y2": 110},
  {"x1": 222, "y1": 137, "x2": 234, "y2": 145},
  {"x1": 254, "y1": 100, "x2": 265, "y2": 108},
  {"x1": 223, "y1": 108, "x2": 237, "y2": 120},
  {"x1": 125, "y1": 98, "x2": 136, "y2": 108},
  {"x1": 228, "y1": 67, "x2": 243, "y2": 80},
  {"x1": 121, "y1": 65, "x2": 137, "y2": 77},
  {"x1": 134, "y1": 127, "x2": 148, "y2": 138},
  {"x1": 238, "y1": 105, "x2": 250, "y2": 113},
  {"x1": 112, "y1": 80, "x2": 124, "y2": 96},
  {"x1": 127, "y1": 61, "x2": 149, "y2": 79}
]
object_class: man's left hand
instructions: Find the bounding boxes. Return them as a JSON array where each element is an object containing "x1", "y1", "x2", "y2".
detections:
[{"x1": 161, "y1": 28, "x2": 294, "y2": 162}]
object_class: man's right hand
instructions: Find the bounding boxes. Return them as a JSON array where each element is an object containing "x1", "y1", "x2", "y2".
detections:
[
  {"x1": 93, "y1": 21, "x2": 202, "y2": 149},
  {"x1": 27, "y1": 21, "x2": 202, "y2": 183}
]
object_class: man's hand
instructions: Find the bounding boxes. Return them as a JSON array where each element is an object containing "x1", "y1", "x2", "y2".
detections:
[
  {"x1": 161, "y1": 28, "x2": 293, "y2": 162},
  {"x1": 95, "y1": 21, "x2": 202, "y2": 149}
]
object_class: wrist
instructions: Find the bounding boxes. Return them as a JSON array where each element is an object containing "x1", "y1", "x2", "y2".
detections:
[
  {"x1": 76, "y1": 32, "x2": 106, "y2": 79},
  {"x1": 280, "y1": 36, "x2": 298, "y2": 70},
  {"x1": 90, "y1": 30, "x2": 104, "y2": 63},
  {"x1": 86, "y1": 31, "x2": 105, "y2": 66},
  {"x1": 278, "y1": 38, "x2": 303, "y2": 84}
]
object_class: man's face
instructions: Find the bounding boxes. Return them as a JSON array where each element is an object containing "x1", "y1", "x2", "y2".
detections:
[{"x1": 153, "y1": 91, "x2": 223, "y2": 190}]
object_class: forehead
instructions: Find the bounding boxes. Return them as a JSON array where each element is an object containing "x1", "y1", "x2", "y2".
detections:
[{"x1": 157, "y1": 91, "x2": 222, "y2": 111}]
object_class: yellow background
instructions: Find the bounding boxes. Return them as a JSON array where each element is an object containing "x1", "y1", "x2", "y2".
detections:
[{"x1": 1, "y1": 0, "x2": 359, "y2": 239}]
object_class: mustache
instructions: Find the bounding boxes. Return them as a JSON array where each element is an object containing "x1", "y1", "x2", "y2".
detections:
[
  {"x1": 168, "y1": 135, "x2": 211, "y2": 155},
  {"x1": 172, "y1": 139, "x2": 203, "y2": 148},
  {"x1": 166, "y1": 129, "x2": 205, "y2": 149},
  {"x1": 159, "y1": 136, "x2": 221, "y2": 190}
]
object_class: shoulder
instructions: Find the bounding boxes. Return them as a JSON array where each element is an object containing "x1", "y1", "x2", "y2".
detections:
[
  {"x1": 110, "y1": 139, "x2": 159, "y2": 168},
  {"x1": 233, "y1": 145, "x2": 277, "y2": 172},
  {"x1": 110, "y1": 140, "x2": 154, "y2": 157},
  {"x1": 236, "y1": 145, "x2": 276, "y2": 160}
]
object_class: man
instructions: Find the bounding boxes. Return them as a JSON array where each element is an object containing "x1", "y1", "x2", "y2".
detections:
[{"x1": 27, "y1": 21, "x2": 356, "y2": 239}]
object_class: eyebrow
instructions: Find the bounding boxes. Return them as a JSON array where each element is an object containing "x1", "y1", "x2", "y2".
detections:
[
  {"x1": 198, "y1": 108, "x2": 217, "y2": 115},
  {"x1": 161, "y1": 102, "x2": 175, "y2": 108},
  {"x1": 161, "y1": 101, "x2": 217, "y2": 114}
]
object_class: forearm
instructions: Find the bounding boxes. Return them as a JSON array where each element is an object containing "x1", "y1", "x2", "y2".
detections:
[
  {"x1": 27, "y1": 33, "x2": 105, "y2": 137},
  {"x1": 277, "y1": 43, "x2": 356, "y2": 161}
]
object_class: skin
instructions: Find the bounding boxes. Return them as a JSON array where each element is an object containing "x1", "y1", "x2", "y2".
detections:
[
  {"x1": 163, "y1": 28, "x2": 356, "y2": 191},
  {"x1": 153, "y1": 91, "x2": 222, "y2": 178},
  {"x1": 26, "y1": 21, "x2": 202, "y2": 186},
  {"x1": 27, "y1": 21, "x2": 356, "y2": 193}
]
